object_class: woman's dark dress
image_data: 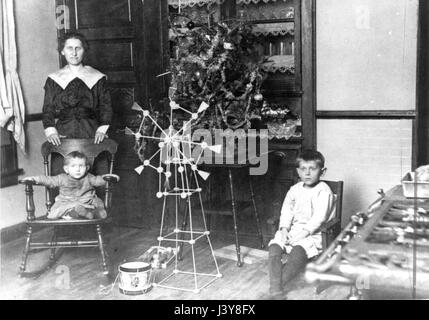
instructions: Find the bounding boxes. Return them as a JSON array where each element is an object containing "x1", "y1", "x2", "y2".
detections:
[{"x1": 42, "y1": 76, "x2": 112, "y2": 138}]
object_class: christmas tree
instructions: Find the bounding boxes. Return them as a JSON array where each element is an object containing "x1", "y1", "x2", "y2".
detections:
[{"x1": 168, "y1": 18, "x2": 267, "y2": 131}]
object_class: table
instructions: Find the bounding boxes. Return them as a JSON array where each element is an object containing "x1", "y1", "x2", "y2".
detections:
[{"x1": 200, "y1": 163, "x2": 265, "y2": 267}]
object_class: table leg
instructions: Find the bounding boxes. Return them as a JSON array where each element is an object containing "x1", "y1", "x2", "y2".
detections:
[
  {"x1": 228, "y1": 168, "x2": 242, "y2": 267},
  {"x1": 249, "y1": 176, "x2": 265, "y2": 249},
  {"x1": 206, "y1": 178, "x2": 212, "y2": 232},
  {"x1": 178, "y1": 200, "x2": 188, "y2": 261}
]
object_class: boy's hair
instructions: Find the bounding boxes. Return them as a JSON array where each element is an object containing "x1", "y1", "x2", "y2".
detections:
[
  {"x1": 295, "y1": 149, "x2": 325, "y2": 168},
  {"x1": 64, "y1": 151, "x2": 89, "y2": 166}
]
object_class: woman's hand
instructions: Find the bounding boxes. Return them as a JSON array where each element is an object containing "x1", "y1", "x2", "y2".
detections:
[
  {"x1": 22, "y1": 177, "x2": 36, "y2": 182},
  {"x1": 94, "y1": 131, "x2": 108, "y2": 144},
  {"x1": 47, "y1": 133, "x2": 63, "y2": 146}
]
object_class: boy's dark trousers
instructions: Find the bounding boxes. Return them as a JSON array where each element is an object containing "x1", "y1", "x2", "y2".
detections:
[{"x1": 268, "y1": 243, "x2": 308, "y2": 293}]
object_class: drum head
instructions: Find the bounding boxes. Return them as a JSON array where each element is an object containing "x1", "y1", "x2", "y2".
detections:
[{"x1": 119, "y1": 261, "x2": 151, "y2": 273}]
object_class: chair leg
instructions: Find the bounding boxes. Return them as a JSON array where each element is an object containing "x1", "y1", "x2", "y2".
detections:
[
  {"x1": 19, "y1": 225, "x2": 33, "y2": 275},
  {"x1": 206, "y1": 213, "x2": 212, "y2": 231},
  {"x1": 178, "y1": 201, "x2": 189, "y2": 261},
  {"x1": 228, "y1": 169, "x2": 242, "y2": 267},
  {"x1": 49, "y1": 227, "x2": 58, "y2": 262},
  {"x1": 96, "y1": 224, "x2": 110, "y2": 276}
]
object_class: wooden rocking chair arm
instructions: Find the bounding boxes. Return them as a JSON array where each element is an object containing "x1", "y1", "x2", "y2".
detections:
[
  {"x1": 19, "y1": 180, "x2": 37, "y2": 221},
  {"x1": 102, "y1": 176, "x2": 119, "y2": 183},
  {"x1": 103, "y1": 183, "x2": 115, "y2": 211},
  {"x1": 19, "y1": 179, "x2": 41, "y2": 186}
]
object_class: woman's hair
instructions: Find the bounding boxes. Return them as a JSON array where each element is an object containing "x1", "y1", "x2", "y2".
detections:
[
  {"x1": 295, "y1": 149, "x2": 325, "y2": 168},
  {"x1": 64, "y1": 151, "x2": 89, "y2": 166},
  {"x1": 58, "y1": 31, "x2": 90, "y2": 53}
]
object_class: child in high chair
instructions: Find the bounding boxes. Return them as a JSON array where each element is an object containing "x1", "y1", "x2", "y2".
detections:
[
  {"x1": 23, "y1": 151, "x2": 119, "y2": 220},
  {"x1": 268, "y1": 149, "x2": 335, "y2": 298}
]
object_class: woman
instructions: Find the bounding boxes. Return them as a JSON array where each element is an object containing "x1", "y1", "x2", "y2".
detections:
[
  {"x1": 42, "y1": 32, "x2": 112, "y2": 175},
  {"x1": 42, "y1": 32, "x2": 112, "y2": 146}
]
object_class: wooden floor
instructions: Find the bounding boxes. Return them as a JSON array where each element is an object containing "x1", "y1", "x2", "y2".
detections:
[{"x1": 0, "y1": 225, "x2": 350, "y2": 300}]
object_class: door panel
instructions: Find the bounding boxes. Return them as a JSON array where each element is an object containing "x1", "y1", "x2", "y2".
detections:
[{"x1": 55, "y1": 0, "x2": 168, "y2": 227}]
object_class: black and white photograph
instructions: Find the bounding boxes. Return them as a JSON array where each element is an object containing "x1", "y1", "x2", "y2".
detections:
[{"x1": 0, "y1": 0, "x2": 428, "y2": 305}]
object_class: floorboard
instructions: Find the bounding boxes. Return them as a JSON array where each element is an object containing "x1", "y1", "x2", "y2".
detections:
[{"x1": 0, "y1": 226, "x2": 350, "y2": 300}]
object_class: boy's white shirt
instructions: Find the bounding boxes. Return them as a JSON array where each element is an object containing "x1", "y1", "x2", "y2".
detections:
[
  {"x1": 279, "y1": 181, "x2": 335, "y2": 233},
  {"x1": 269, "y1": 181, "x2": 335, "y2": 258}
]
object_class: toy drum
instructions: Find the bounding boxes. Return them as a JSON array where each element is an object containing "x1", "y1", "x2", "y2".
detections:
[{"x1": 118, "y1": 262, "x2": 152, "y2": 295}]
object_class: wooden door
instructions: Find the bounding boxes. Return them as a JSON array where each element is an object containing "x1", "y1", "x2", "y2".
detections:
[{"x1": 55, "y1": 0, "x2": 169, "y2": 227}]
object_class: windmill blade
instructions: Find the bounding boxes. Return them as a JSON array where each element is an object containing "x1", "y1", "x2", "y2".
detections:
[
  {"x1": 207, "y1": 144, "x2": 222, "y2": 154},
  {"x1": 125, "y1": 127, "x2": 135, "y2": 135},
  {"x1": 197, "y1": 170, "x2": 210, "y2": 180},
  {"x1": 131, "y1": 102, "x2": 144, "y2": 112},
  {"x1": 134, "y1": 165, "x2": 144, "y2": 174},
  {"x1": 197, "y1": 101, "x2": 209, "y2": 113},
  {"x1": 156, "y1": 70, "x2": 171, "y2": 78}
]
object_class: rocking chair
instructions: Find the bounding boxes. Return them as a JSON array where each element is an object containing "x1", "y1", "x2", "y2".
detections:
[{"x1": 18, "y1": 138, "x2": 118, "y2": 277}]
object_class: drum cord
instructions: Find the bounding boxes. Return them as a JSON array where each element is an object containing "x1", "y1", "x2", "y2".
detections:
[{"x1": 99, "y1": 273, "x2": 120, "y2": 296}]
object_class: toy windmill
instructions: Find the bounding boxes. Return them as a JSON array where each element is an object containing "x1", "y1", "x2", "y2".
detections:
[{"x1": 125, "y1": 97, "x2": 223, "y2": 293}]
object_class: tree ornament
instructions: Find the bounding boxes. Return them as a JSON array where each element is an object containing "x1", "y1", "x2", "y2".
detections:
[
  {"x1": 223, "y1": 42, "x2": 233, "y2": 50},
  {"x1": 168, "y1": 21, "x2": 267, "y2": 130},
  {"x1": 186, "y1": 20, "x2": 195, "y2": 30},
  {"x1": 254, "y1": 93, "x2": 263, "y2": 101}
]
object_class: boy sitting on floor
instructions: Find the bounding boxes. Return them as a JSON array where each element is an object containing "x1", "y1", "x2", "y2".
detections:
[{"x1": 268, "y1": 149, "x2": 335, "y2": 299}]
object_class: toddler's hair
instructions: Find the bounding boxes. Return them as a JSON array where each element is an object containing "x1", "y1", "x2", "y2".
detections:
[
  {"x1": 296, "y1": 149, "x2": 325, "y2": 168},
  {"x1": 64, "y1": 151, "x2": 89, "y2": 166}
]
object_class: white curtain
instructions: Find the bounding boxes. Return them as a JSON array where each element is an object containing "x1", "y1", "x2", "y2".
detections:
[{"x1": 0, "y1": 0, "x2": 25, "y2": 152}]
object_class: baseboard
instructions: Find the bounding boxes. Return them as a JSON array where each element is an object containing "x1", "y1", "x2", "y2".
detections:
[{"x1": 1, "y1": 222, "x2": 30, "y2": 244}]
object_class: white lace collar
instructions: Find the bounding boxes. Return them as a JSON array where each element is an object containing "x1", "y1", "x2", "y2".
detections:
[{"x1": 48, "y1": 65, "x2": 106, "y2": 90}]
